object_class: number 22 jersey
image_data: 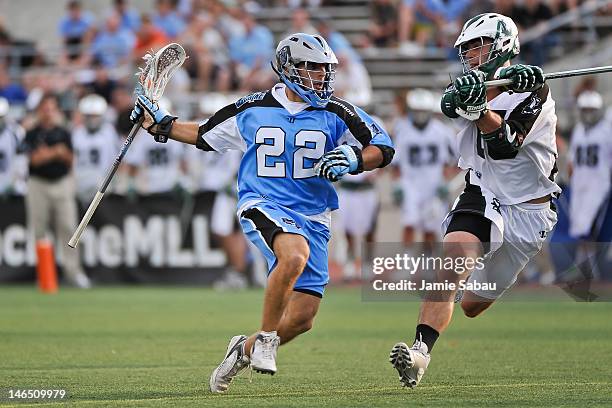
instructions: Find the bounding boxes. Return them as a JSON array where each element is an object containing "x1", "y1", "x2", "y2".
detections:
[{"x1": 196, "y1": 83, "x2": 394, "y2": 216}]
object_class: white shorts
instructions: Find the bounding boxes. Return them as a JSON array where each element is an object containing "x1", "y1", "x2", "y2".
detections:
[
  {"x1": 402, "y1": 190, "x2": 446, "y2": 233},
  {"x1": 442, "y1": 185, "x2": 557, "y2": 300},
  {"x1": 211, "y1": 193, "x2": 238, "y2": 237},
  {"x1": 337, "y1": 188, "x2": 379, "y2": 236}
]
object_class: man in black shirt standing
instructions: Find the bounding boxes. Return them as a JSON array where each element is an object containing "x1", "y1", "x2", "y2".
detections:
[{"x1": 24, "y1": 93, "x2": 91, "y2": 288}]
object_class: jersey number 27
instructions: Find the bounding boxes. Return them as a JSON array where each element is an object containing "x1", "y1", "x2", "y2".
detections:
[{"x1": 256, "y1": 127, "x2": 326, "y2": 179}]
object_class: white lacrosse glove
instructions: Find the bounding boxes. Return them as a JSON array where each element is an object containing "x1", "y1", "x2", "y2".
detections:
[
  {"x1": 130, "y1": 94, "x2": 177, "y2": 143},
  {"x1": 315, "y1": 145, "x2": 363, "y2": 182}
]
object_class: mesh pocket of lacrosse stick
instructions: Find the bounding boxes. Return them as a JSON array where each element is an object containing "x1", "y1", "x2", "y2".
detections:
[{"x1": 137, "y1": 43, "x2": 187, "y2": 102}]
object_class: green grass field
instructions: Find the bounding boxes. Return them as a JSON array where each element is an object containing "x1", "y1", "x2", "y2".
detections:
[{"x1": 1, "y1": 286, "x2": 611, "y2": 407}]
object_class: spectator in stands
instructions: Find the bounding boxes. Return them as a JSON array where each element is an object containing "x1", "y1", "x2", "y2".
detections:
[
  {"x1": 84, "y1": 64, "x2": 117, "y2": 104},
  {"x1": 314, "y1": 15, "x2": 361, "y2": 62},
  {"x1": 368, "y1": 0, "x2": 398, "y2": 48},
  {"x1": 23, "y1": 93, "x2": 91, "y2": 288},
  {"x1": 0, "y1": 65, "x2": 27, "y2": 105},
  {"x1": 0, "y1": 21, "x2": 41, "y2": 69},
  {"x1": 134, "y1": 14, "x2": 169, "y2": 61},
  {"x1": 179, "y1": 13, "x2": 231, "y2": 91},
  {"x1": 110, "y1": 87, "x2": 136, "y2": 138},
  {"x1": 111, "y1": 0, "x2": 141, "y2": 32},
  {"x1": 518, "y1": 0, "x2": 557, "y2": 65},
  {"x1": 514, "y1": 0, "x2": 554, "y2": 29},
  {"x1": 153, "y1": 0, "x2": 187, "y2": 39},
  {"x1": 333, "y1": 54, "x2": 372, "y2": 107},
  {"x1": 229, "y1": 9, "x2": 274, "y2": 91},
  {"x1": 314, "y1": 17, "x2": 372, "y2": 106},
  {"x1": 398, "y1": 0, "x2": 471, "y2": 54},
  {"x1": 204, "y1": 0, "x2": 245, "y2": 40},
  {"x1": 58, "y1": 0, "x2": 94, "y2": 61},
  {"x1": 0, "y1": 20, "x2": 10, "y2": 67},
  {"x1": 493, "y1": 0, "x2": 523, "y2": 22},
  {"x1": 90, "y1": 13, "x2": 135, "y2": 68},
  {"x1": 283, "y1": 8, "x2": 318, "y2": 38},
  {"x1": 285, "y1": 0, "x2": 322, "y2": 9}
]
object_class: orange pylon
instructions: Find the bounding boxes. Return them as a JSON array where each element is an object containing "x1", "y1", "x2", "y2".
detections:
[{"x1": 36, "y1": 240, "x2": 58, "y2": 293}]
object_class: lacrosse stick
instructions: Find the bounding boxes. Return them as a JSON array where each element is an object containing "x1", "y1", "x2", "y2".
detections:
[
  {"x1": 68, "y1": 43, "x2": 187, "y2": 248},
  {"x1": 485, "y1": 65, "x2": 612, "y2": 87}
]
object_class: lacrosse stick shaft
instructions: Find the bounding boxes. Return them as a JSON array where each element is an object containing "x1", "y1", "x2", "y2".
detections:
[
  {"x1": 68, "y1": 119, "x2": 142, "y2": 248},
  {"x1": 485, "y1": 65, "x2": 612, "y2": 87}
]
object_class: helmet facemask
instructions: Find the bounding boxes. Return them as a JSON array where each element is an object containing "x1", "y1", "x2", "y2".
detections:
[
  {"x1": 458, "y1": 37, "x2": 509, "y2": 77},
  {"x1": 411, "y1": 110, "x2": 432, "y2": 130},
  {"x1": 579, "y1": 108, "x2": 602, "y2": 128},
  {"x1": 84, "y1": 114, "x2": 104, "y2": 134},
  {"x1": 285, "y1": 60, "x2": 336, "y2": 102}
]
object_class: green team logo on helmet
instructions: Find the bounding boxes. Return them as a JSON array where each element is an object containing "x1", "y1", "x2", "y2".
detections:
[{"x1": 455, "y1": 13, "x2": 520, "y2": 77}]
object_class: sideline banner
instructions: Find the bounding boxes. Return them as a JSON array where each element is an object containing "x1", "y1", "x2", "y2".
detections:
[{"x1": 0, "y1": 193, "x2": 227, "y2": 283}]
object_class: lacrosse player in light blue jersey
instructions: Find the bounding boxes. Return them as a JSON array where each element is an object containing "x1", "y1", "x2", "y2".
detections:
[{"x1": 130, "y1": 33, "x2": 394, "y2": 393}]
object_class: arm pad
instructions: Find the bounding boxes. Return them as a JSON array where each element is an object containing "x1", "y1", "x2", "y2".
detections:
[
  {"x1": 480, "y1": 121, "x2": 523, "y2": 160},
  {"x1": 372, "y1": 144, "x2": 395, "y2": 168}
]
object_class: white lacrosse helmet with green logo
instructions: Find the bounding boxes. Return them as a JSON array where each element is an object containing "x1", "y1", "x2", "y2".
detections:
[{"x1": 455, "y1": 13, "x2": 520, "y2": 77}]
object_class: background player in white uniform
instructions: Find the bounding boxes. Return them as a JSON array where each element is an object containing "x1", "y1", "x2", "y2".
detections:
[
  {"x1": 187, "y1": 147, "x2": 250, "y2": 289},
  {"x1": 125, "y1": 99, "x2": 188, "y2": 195},
  {"x1": 336, "y1": 166, "x2": 380, "y2": 282},
  {"x1": 393, "y1": 89, "x2": 457, "y2": 249},
  {"x1": 72, "y1": 94, "x2": 121, "y2": 204},
  {"x1": 390, "y1": 13, "x2": 560, "y2": 389},
  {"x1": 336, "y1": 115, "x2": 385, "y2": 282},
  {"x1": 568, "y1": 91, "x2": 612, "y2": 239},
  {"x1": 0, "y1": 97, "x2": 26, "y2": 197}
]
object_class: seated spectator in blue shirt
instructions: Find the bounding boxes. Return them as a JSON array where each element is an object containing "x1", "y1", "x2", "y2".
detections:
[
  {"x1": 152, "y1": 0, "x2": 186, "y2": 39},
  {"x1": 0, "y1": 65, "x2": 27, "y2": 104},
  {"x1": 229, "y1": 10, "x2": 274, "y2": 92},
  {"x1": 111, "y1": 0, "x2": 141, "y2": 32},
  {"x1": 58, "y1": 0, "x2": 94, "y2": 60},
  {"x1": 368, "y1": 0, "x2": 398, "y2": 48},
  {"x1": 90, "y1": 13, "x2": 135, "y2": 68},
  {"x1": 314, "y1": 15, "x2": 362, "y2": 63},
  {"x1": 399, "y1": 0, "x2": 471, "y2": 51}
]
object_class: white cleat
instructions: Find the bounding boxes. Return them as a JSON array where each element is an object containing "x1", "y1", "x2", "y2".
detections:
[
  {"x1": 250, "y1": 331, "x2": 280, "y2": 375},
  {"x1": 209, "y1": 335, "x2": 250, "y2": 393},
  {"x1": 389, "y1": 341, "x2": 431, "y2": 388}
]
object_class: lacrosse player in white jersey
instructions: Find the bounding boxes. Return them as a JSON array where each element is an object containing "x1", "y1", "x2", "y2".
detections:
[
  {"x1": 187, "y1": 147, "x2": 250, "y2": 289},
  {"x1": 125, "y1": 98, "x2": 188, "y2": 195},
  {"x1": 336, "y1": 115, "x2": 386, "y2": 281},
  {"x1": 0, "y1": 97, "x2": 26, "y2": 197},
  {"x1": 72, "y1": 94, "x2": 121, "y2": 203},
  {"x1": 393, "y1": 89, "x2": 457, "y2": 250},
  {"x1": 568, "y1": 90, "x2": 612, "y2": 240},
  {"x1": 390, "y1": 13, "x2": 561, "y2": 388}
]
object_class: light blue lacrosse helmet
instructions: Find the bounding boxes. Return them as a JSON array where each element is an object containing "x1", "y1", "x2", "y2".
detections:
[{"x1": 272, "y1": 33, "x2": 338, "y2": 108}]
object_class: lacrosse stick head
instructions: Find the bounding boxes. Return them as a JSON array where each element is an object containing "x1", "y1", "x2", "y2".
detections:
[{"x1": 137, "y1": 43, "x2": 187, "y2": 102}]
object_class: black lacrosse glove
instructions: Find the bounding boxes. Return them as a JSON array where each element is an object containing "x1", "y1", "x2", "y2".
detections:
[
  {"x1": 452, "y1": 70, "x2": 488, "y2": 121},
  {"x1": 494, "y1": 64, "x2": 545, "y2": 93}
]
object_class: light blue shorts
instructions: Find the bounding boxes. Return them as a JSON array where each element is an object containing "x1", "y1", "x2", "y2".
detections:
[{"x1": 239, "y1": 201, "x2": 331, "y2": 297}]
